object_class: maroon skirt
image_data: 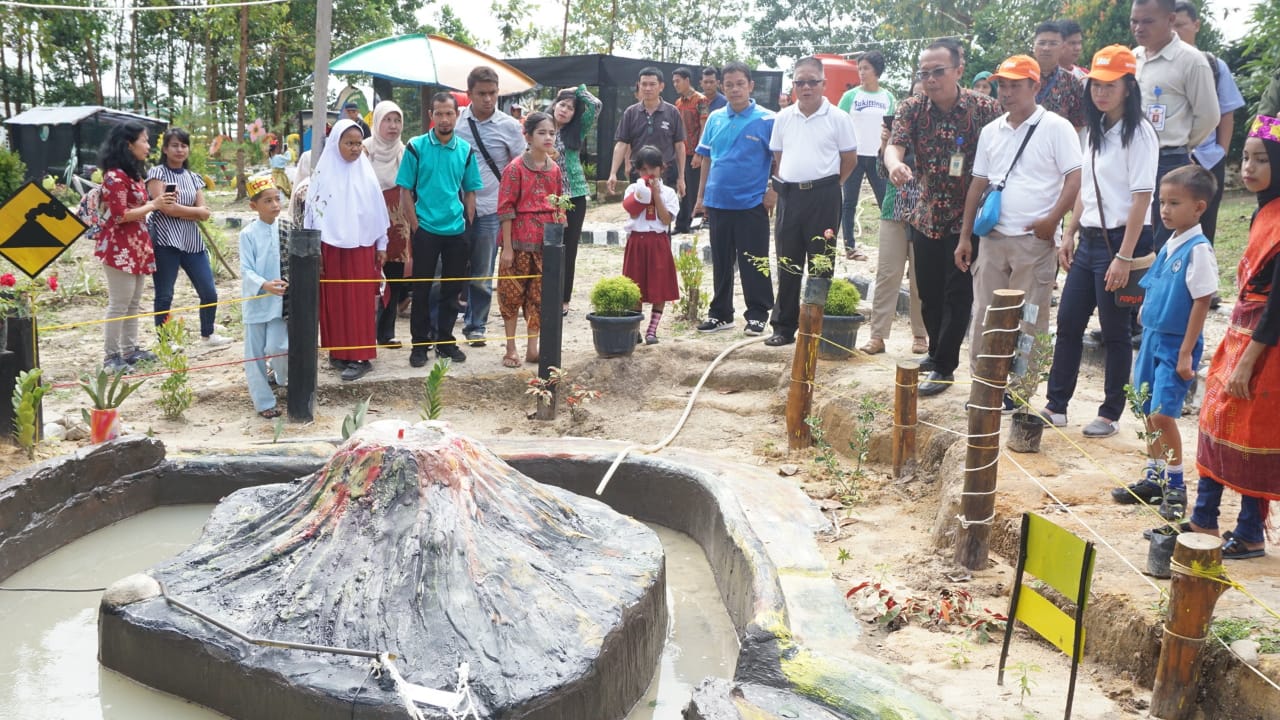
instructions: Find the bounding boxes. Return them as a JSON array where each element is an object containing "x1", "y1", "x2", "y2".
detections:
[
  {"x1": 622, "y1": 230, "x2": 680, "y2": 304},
  {"x1": 320, "y1": 243, "x2": 378, "y2": 361}
]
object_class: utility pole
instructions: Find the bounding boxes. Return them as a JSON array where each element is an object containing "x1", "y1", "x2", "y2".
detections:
[{"x1": 312, "y1": 0, "x2": 333, "y2": 169}]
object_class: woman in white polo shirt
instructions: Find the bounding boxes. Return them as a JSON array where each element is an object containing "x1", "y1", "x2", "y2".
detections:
[{"x1": 1042, "y1": 45, "x2": 1158, "y2": 438}]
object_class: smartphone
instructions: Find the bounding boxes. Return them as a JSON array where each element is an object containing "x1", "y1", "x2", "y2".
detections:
[
  {"x1": 882, "y1": 115, "x2": 895, "y2": 129},
  {"x1": 164, "y1": 183, "x2": 177, "y2": 194}
]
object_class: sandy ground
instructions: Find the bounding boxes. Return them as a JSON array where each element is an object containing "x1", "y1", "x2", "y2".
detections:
[{"x1": 4, "y1": 190, "x2": 1278, "y2": 719}]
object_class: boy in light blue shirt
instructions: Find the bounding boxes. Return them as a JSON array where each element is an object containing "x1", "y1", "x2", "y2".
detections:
[{"x1": 240, "y1": 175, "x2": 289, "y2": 419}]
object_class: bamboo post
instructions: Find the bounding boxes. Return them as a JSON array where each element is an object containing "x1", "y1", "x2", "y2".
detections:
[
  {"x1": 535, "y1": 223, "x2": 565, "y2": 420},
  {"x1": 1151, "y1": 533, "x2": 1228, "y2": 719},
  {"x1": 198, "y1": 222, "x2": 238, "y2": 279},
  {"x1": 286, "y1": 228, "x2": 320, "y2": 422},
  {"x1": 786, "y1": 276, "x2": 829, "y2": 449},
  {"x1": 954, "y1": 289, "x2": 1024, "y2": 570},
  {"x1": 892, "y1": 360, "x2": 919, "y2": 478}
]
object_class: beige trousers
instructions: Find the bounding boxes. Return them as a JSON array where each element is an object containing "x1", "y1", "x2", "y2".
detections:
[
  {"x1": 867, "y1": 219, "x2": 925, "y2": 340},
  {"x1": 967, "y1": 230, "x2": 1057, "y2": 374}
]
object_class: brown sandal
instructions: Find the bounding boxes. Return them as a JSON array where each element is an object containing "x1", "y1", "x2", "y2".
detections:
[
  {"x1": 502, "y1": 353, "x2": 521, "y2": 368},
  {"x1": 860, "y1": 337, "x2": 886, "y2": 354},
  {"x1": 258, "y1": 408, "x2": 282, "y2": 419}
]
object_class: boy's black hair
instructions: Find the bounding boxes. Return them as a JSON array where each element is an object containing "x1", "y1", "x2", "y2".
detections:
[
  {"x1": 431, "y1": 91, "x2": 458, "y2": 110},
  {"x1": 638, "y1": 66, "x2": 664, "y2": 83},
  {"x1": 1161, "y1": 164, "x2": 1218, "y2": 204},
  {"x1": 1057, "y1": 18, "x2": 1083, "y2": 36},
  {"x1": 1033, "y1": 20, "x2": 1063, "y2": 38},
  {"x1": 672, "y1": 67, "x2": 694, "y2": 81},
  {"x1": 701, "y1": 66, "x2": 720, "y2": 80},
  {"x1": 722, "y1": 61, "x2": 752, "y2": 81},
  {"x1": 631, "y1": 145, "x2": 663, "y2": 171}
]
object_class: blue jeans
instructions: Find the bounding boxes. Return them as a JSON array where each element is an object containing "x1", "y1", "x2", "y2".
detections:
[
  {"x1": 153, "y1": 245, "x2": 218, "y2": 338},
  {"x1": 840, "y1": 156, "x2": 887, "y2": 250},
  {"x1": 1190, "y1": 475, "x2": 1265, "y2": 544},
  {"x1": 1045, "y1": 226, "x2": 1153, "y2": 421},
  {"x1": 461, "y1": 213, "x2": 502, "y2": 339}
]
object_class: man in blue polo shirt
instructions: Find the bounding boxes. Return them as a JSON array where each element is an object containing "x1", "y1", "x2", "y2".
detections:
[
  {"x1": 693, "y1": 61, "x2": 776, "y2": 335},
  {"x1": 396, "y1": 91, "x2": 483, "y2": 367}
]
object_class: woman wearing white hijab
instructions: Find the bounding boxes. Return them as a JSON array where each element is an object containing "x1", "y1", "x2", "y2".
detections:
[
  {"x1": 306, "y1": 118, "x2": 389, "y2": 381},
  {"x1": 364, "y1": 100, "x2": 413, "y2": 348}
]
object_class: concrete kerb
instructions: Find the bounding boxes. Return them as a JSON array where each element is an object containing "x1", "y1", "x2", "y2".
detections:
[{"x1": 1, "y1": 435, "x2": 954, "y2": 719}]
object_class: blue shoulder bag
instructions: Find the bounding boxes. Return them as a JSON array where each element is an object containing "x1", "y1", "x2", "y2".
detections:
[{"x1": 973, "y1": 121, "x2": 1039, "y2": 237}]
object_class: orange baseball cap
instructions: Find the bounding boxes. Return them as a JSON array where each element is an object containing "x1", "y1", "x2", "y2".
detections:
[
  {"x1": 1088, "y1": 45, "x2": 1138, "y2": 82},
  {"x1": 992, "y1": 55, "x2": 1040, "y2": 83}
]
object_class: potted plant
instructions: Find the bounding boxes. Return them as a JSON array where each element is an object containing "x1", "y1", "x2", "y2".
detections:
[
  {"x1": 819, "y1": 278, "x2": 865, "y2": 361},
  {"x1": 1006, "y1": 332, "x2": 1054, "y2": 453},
  {"x1": 79, "y1": 367, "x2": 145, "y2": 444},
  {"x1": 586, "y1": 276, "x2": 643, "y2": 358}
]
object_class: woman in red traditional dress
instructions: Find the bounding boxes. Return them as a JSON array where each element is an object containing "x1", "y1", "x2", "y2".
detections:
[
  {"x1": 306, "y1": 119, "x2": 388, "y2": 382},
  {"x1": 1191, "y1": 115, "x2": 1280, "y2": 560}
]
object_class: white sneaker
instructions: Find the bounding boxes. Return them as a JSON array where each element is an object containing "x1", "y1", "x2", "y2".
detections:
[{"x1": 201, "y1": 333, "x2": 233, "y2": 346}]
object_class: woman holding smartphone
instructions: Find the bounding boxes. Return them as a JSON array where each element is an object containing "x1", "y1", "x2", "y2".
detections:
[{"x1": 146, "y1": 127, "x2": 229, "y2": 346}]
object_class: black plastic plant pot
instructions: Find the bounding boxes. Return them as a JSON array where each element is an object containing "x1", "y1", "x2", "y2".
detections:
[
  {"x1": 586, "y1": 311, "x2": 644, "y2": 358},
  {"x1": 818, "y1": 313, "x2": 864, "y2": 361},
  {"x1": 1006, "y1": 410, "x2": 1046, "y2": 453}
]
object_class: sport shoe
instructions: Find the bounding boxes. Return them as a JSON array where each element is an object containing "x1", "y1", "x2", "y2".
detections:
[
  {"x1": 744, "y1": 319, "x2": 766, "y2": 336},
  {"x1": 1082, "y1": 418, "x2": 1119, "y2": 438},
  {"x1": 409, "y1": 348, "x2": 430, "y2": 368},
  {"x1": 123, "y1": 347, "x2": 157, "y2": 364},
  {"x1": 1158, "y1": 488, "x2": 1187, "y2": 521},
  {"x1": 697, "y1": 318, "x2": 734, "y2": 333},
  {"x1": 103, "y1": 353, "x2": 129, "y2": 373},
  {"x1": 1039, "y1": 409, "x2": 1068, "y2": 427},
  {"x1": 436, "y1": 344, "x2": 466, "y2": 362},
  {"x1": 1111, "y1": 473, "x2": 1164, "y2": 505},
  {"x1": 341, "y1": 360, "x2": 372, "y2": 381},
  {"x1": 465, "y1": 333, "x2": 487, "y2": 348},
  {"x1": 201, "y1": 333, "x2": 232, "y2": 347},
  {"x1": 1002, "y1": 393, "x2": 1017, "y2": 413},
  {"x1": 645, "y1": 333, "x2": 660, "y2": 345}
]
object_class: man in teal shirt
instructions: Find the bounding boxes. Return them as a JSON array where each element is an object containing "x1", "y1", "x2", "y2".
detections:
[{"x1": 396, "y1": 92, "x2": 483, "y2": 366}]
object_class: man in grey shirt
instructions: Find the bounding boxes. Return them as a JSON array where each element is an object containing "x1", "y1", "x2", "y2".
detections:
[
  {"x1": 607, "y1": 67, "x2": 687, "y2": 197},
  {"x1": 457, "y1": 65, "x2": 527, "y2": 346}
]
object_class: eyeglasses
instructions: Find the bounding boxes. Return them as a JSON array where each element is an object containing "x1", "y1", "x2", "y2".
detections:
[
  {"x1": 792, "y1": 79, "x2": 822, "y2": 88},
  {"x1": 914, "y1": 66, "x2": 955, "y2": 81},
  {"x1": 1033, "y1": 39, "x2": 1062, "y2": 49}
]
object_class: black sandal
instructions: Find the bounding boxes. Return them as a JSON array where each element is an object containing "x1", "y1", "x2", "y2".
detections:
[
  {"x1": 1222, "y1": 536, "x2": 1266, "y2": 560},
  {"x1": 258, "y1": 408, "x2": 282, "y2": 419}
]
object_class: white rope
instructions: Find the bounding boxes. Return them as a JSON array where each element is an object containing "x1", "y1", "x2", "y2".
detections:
[
  {"x1": 376, "y1": 654, "x2": 481, "y2": 720},
  {"x1": 956, "y1": 512, "x2": 995, "y2": 528},
  {"x1": 595, "y1": 335, "x2": 769, "y2": 495},
  {"x1": 970, "y1": 375, "x2": 1009, "y2": 390},
  {"x1": 920, "y1": 419, "x2": 966, "y2": 436},
  {"x1": 961, "y1": 489, "x2": 998, "y2": 496},
  {"x1": 1209, "y1": 628, "x2": 1280, "y2": 693},
  {"x1": 0, "y1": 0, "x2": 287, "y2": 11},
  {"x1": 965, "y1": 454, "x2": 1000, "y2": 472},
  {"x1": 965, "y1": 403, "x2": 1006, "y2": 412}
]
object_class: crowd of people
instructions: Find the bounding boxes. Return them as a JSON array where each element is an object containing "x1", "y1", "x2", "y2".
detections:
[{"x1": 86, "y1": 0, "x2": 1277, "y2": 558}]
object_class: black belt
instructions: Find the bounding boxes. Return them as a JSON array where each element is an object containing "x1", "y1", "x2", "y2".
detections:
[
  {"x1": 772, "y1": 174, "x2": 840, "y2": 192},
  {"x1": 1159, "y1": 146, "x2": 1189, "y2": 156}
]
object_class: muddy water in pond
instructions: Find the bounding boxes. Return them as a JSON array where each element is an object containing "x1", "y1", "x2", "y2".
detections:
[{"x1": 0, "y1": 508, "x2": 737, "y2": 720}]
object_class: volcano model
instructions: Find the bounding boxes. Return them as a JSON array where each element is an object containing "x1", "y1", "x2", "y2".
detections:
[{"x1": 99, "y1": 420, "x2": 667, "y2": 720}]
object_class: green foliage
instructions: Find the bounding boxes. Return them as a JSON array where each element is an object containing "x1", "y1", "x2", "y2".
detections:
[
  {"x1": 424, "y1": 6, "x2": 478, "y2": 46},
  {"x1": 850, "y1": 396, "x2": 885, "y2": 474},
  {"x1": 12, "y1": 368, "x2": 47, "y2": 459},
  {"x1": 806, "y1": 415, "x2": 862, "y2": 504},
  {"x1": 825, "y1": 278, "x2": 862, "y2": 317},
  {"x1": 1010, "y1": 661, "x2": 1041, "y2": 705},
  {"x1": 0, "y1": 146, "x2": 27, "y2": 205},
  {"x1": 421, "y1": 358, "x2": 451, "y2": 421},
  {"x1": 836, "y1": 547, "x2": 852, "y2": 564},
  {"x1": 590, "y1": 276, "x2": 641, "y2": 317},
  {"x1": 342, "y1": 396, "x2": 372, "y2": 440},
  {"x1": 78, "y1": 367, "x2": 145, "y2": 410},
  {"x1": 947, "y1": 638, "x2": 973, "y2": 668},
  {"x1": 156, "y1": 319, "x2": 194, "y2": 420},
  {"x1": 674, "y1": 247, "x2": 709, "y2": 322},
  {"x1": 1007, "y1": 332, "x2": 1054, "y2": 409},
  {"x1": 748, "y1": 0, "x2": 873, "y2": 67}
]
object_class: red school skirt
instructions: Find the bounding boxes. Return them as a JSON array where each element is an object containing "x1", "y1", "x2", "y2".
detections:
[{"x1": 622, "y1": 230, "x2": 680, "y2": 305}]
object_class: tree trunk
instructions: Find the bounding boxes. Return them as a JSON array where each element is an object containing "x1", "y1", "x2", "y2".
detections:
[
  {"x1": 129, "y1": 10, "x2": 139, "y2": 111},
  {"x1": 14, "y1": 23, "x2": 25, "y2": 113},
  {"x1": 1151, "y1": 533, "x2": 1228, "y2": 719},
  {"x1": 1, "y1": 21, "x2": 11, "y2": 117},
  {"x1": 26, "y1": 19, "x2": 35, "y2": 106},
  {"x1": 205, "y1": 28, "x2": 217, "y2": 145},
  {"x1": 274, "y1": 44, "x2": 285, "y2": 127},
  {"x1": 86, "y1": 31, "x2": 104, "y2": 106},
  {"x1": 235, "y1": 4, "x2": 248, "y2": 201}
]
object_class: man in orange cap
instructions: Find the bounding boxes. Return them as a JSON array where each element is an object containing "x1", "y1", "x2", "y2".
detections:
[{"x1": 957, "y1": 55, "x2": 1082, "y2": 397}]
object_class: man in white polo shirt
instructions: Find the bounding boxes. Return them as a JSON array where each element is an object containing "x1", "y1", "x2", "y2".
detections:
[
  {"x1": 957, "y1": 55, "x2": 1081, "y2": 386},
  {"x1": 765, "y1": 56, "x2": 858, "y2": 346}
]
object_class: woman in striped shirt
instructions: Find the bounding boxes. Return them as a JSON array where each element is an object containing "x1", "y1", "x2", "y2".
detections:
[{"x1": 146, "y1": 128, "x2": 229, "y2": 345}]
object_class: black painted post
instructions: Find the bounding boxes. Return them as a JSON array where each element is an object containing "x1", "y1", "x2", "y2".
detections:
[
  {"x1": 5, "y1": 315, "x2": 41, "y2": 441},
  {"x1": 536, "y1": 222, "x2": 565, "y2": 420},
  {"x1": 0, "y1": 348, "x2": 16, "y2": 443},
  {"x1": 287, "y1": 228, "x2": 320, "y2": 422}
]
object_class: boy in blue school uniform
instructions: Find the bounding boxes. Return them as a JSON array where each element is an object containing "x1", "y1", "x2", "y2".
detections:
[
  {"x1": 1113, "y1": 165, "x2": 1219, "y2": 520},
  {"x1": 240, "y1": 175, "x2": 289, "y2": 418}
]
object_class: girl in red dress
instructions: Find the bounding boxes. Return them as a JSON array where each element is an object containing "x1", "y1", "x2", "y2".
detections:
[
  {"x1": 497, "y1": 112, "x2": 563, "y2": 368},
  {"x1": 622, "y1": 145, "x2": 680, "y2": 344}
]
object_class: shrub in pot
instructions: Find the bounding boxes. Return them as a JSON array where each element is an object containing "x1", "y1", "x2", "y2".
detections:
[
  {"x1": 79, "y1": 367, "x2": 145, "y2": 444},
  {"x1": 819, "y1": 278, "x2": 865, "y2": 361},
  {"x1": 586, "y1": 276, "x2": 644, "y2": 358},
  {"x1": 1006, "y1": 332, "x2": 1053, "y2": 453}
]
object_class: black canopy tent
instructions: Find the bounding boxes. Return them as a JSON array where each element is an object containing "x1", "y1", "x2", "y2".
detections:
[
  {"x1": 504, "y1": 54, "x2": 783, "y2": 184},
  {"x1": 3, "y1": 106, "x2": 167, "y2": 182}
]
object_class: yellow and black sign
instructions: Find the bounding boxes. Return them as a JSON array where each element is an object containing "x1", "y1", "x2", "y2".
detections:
[{"x1": 0, "y1": 181, "x2": 87, "y2": 278}]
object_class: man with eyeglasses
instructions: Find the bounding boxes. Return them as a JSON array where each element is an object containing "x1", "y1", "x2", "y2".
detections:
[
  {"x1": 608, "y1": 67, "x2": 688, "y2": 198},
  {"x1": 885, "y1": 37, "x2": 1001, "y2": 396},
  {"x1": 764, "y1": 56, "x2": 858, "y2": 347},
  {"x1": 1130, "y1": 0, "x2": 1217, "y2": 249},
  {"x1": 1031, "y1": 20, "x2": 1085, "y2": 129}
]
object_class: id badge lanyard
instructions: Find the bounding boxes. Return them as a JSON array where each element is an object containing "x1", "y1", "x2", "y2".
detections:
[
  {"x1": 1148, "y1": 86, "x2": 1167, "y2": 131},
  {"x1": 948, "y1": 136, "x2": 965, "y2": 177}
]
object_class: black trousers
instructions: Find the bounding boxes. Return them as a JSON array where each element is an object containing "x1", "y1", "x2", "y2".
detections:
[
  {"x1": 563, "y1": 195, "x2": 587, "y2": 305},
  {"x1": 1198, "y1": 157, "x2": 1227, "y2": 244},
  {"x1": 675, "y1": 156, "x2": 702, "y2": 233},
  {"x1": 706, "y1": 205, "x2": 774, "y2": 324},
  {"x1": 770, "y1": 183, "x2": 841, "y2": 337},
  {"x1": 1151, "y1": 151, "x2": 1191, "y2": 250},
  {"x1": 910, "y1": 227, "x2": 973, "y2": 376},
  {"x1": 410, "y1": 229, "x2": 469, "y2": 346},
  {"x1": 376, "y1": 260, "x2": 412, "y2": 343}
]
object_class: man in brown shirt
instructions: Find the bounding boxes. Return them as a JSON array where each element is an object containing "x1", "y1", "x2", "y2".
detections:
[
  {"x1": 885, "y1": 37, "x2": 1002, "y2": 396},
  {"x1": 673, "y1": 67, "x2": 710, "y2": 233}
]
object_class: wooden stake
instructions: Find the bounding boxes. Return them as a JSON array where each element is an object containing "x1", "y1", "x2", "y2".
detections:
[
  {"x1": 954, "y1": 289, "x2": 1024, "y2": 570},
  {"x1": 786, "y1": 276, "x2": 829, "y2": 450},
  {"x1": 892, "y1": 361, "x2": 919, "y2": 478},
  {"x1": 1151, "y1": 533, "x2": 1227, "y2": 719}
]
